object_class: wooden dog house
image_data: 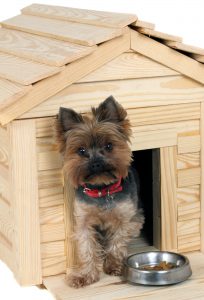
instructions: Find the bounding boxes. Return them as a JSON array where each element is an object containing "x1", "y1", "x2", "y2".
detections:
[{"x1": 1, "y1": 3, "x2": 204, "y2": 298}]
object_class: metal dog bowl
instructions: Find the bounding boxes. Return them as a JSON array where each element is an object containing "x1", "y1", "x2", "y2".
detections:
[{"x1": 124, "y1": 251, "x2": 192, "y2": 285}]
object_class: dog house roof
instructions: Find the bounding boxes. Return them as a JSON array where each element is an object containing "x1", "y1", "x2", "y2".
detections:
[{"x1": 0, "y1": 3, "x2": 204, "y2": 125}]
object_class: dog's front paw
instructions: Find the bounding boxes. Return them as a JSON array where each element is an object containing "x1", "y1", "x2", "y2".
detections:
[
  {"x1": 103, "y1": 255, "x2": 123, "y2": 276},
  {"x1": 66, "y1": 272, "x2": 100, "y2": 288}
]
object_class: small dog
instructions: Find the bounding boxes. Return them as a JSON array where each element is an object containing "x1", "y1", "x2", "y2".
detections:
[{"x1": 56, "y1": 96, "x2": 144, "y2": 288}]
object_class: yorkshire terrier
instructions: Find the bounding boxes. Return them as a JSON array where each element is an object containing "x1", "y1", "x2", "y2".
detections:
[{"x1": 56, "y1": 96, "x2": 144, "y2": 288}]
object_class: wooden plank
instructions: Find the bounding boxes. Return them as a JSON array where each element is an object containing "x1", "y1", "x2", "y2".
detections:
[
  {"x1": 0, "y1": 239, "x2": 14, "y2": 272},
  {"x1": 0, "y1": 78, "x2": 31, "y2": 110},
  {"x1": 78, "y1": 52, "x2": 179, "y2": 83},
  {"x1": 43, "y1": 252, "x2": 204, "y2": 300},
  {"x1": 160, "y1": 147, "x2": 177, "y2": 252},
  {"x1": 131, "y1": 29, "x2": 204, "y2": 85},
  {"x1": 38, "y1": 169, "x2": 63, "y2": 189},
  {"x1": 177, "y1": 185, "x2": 200, "y2": 206},
  {"x1": 37, "y1": 151, "x2": 62, "y2": 171},
  {"x1": 0, "y1": 174, "x2": 10, "y2": 205},
  {"x1": 191, "y1": 54, "x2": 204, "y2": 63},
  {"x1": 35, "y1": 117, "x2": 55, "y2": 138},
  {"x1": 128, "y1": 103, "x2": 200, "y2": 127},
  {"x1": 131, "y1": 19, "x2": 155, "y2": 30},
  {"x1": 0, "y1": 52, "x2": 62, "y2": 85},
  {"x1": 165, "y1": 41, "x2": 204, "y2": 56},
  {"x1": 178, "y1": 219, "x2": 200, "y2": 236},
  {"x1": 0, "y1": 28, "x2": 96, "y2": 67},
  {"x1": 137, "y1": 27, "x2": 182, "y2": 42},
  {"x1": 0, "y1": 200, "x2": 13, "y2": 245},
  {"x1": 131, "y1": 128, "x2": 177, "y2": 151},
  {"x1": 177, "y1": 152, "x2": 200, "y2": 169},
  {"x1": 0, "y1": 31, "x2": 130, "y2": 125},
  {"x1": 39, "y1": 186, "x2": 64, "y2": 208},
  {"x1": 0, "y1": 125, "x2": 9, "y2": 169},
  {"x1": 40, "y1": 205, "x2": 64, "y2": 225},
  {"x1": 177, "y1": 185, "x2": 200, "y2": 221},
  {"x1": 41, "y1": 240, "x2": 65, "y2": 259},
  {"x1": 177, "y1": 132, "x2": 200, "y2": 154},
  {"x1": 42, "y1": 256, "x2": 66, "y2": 276},
  {"x1": 1, "y1": 14, "x2": 124, "y2": 47},
  {"x1": 178, "y1": 201, "x2": 200, "y2": 221},
  {"x1": 64, "y1": 180, "x2": 77, "y2": 270},
  {"x1": 178, "y1": 233, "x2": 200, "y2": 252},
  {"x1": 9, "y1": 119, "x2": 42, "y2": 285},
  {"x1": 37, "y1": 137, "x2": 58, "y2": 153},
  {"x1": 41, "y1": 223, "x2": 65, "y2": 243},
  {"x1": 22, "y1": 3, "x2": 137, "y2": 28},
  {"x1": 178, "y1": 167, "x2": 201, "y2": 187},
  {"x1": 20, "y1": 76, "x2": 204, "y2": 120},
  {"x1": 201, "y1": 102, "x2": 204, "y2": 253},
  {"x1": 131, "y1": 120, "x2": 199, "y2": 151}
]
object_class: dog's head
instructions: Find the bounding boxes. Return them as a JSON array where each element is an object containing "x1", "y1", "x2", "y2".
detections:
[{"x1": 55, "y1": 96, "x2": 132, "y2": 187}]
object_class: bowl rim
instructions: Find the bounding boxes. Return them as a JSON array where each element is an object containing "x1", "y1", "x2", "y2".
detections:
[{"x1": 125, "y1": 251, "x2": 190, "y2": 274}]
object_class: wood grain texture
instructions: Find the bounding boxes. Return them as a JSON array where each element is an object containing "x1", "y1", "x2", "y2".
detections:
[
  {"x1": 131, "y1": 120, "x2": 199, "y2": 151},
  {"x1": 178, "y1": 219, "x2": 200, "y2": 236},
  {"x1": 165, "y1": 41, "x2": 204, "y2": 56},
  {"x1": 43, "y1": 252, "x2": 204, "y2": 300},
  {"x1": 128, "y1": 103, "x2": 200, "y2": 127},
  {"x1": 0, "y1": 200, "x2": 13, "y2": 247},
  {"x1": 9, "y1": 120, "x2": 42, "y2": 285},
  {"x1": 178, "y1": 233, "x2": 200, "y2": 252},
  {"x1": 1, "y1": 14, "x2": 124, "y2": 47},
  {"x1": 41, "y1": 241, "x2": 65, "y2": 259},
  {"x1": 0, "y1": 31, "x2": 130, "y2": 125},
  {"x1": 37, "y1": 151, "x2": 62, "y2": 171},
  {"x1": 64, "y1": 179, "x2": 77, "y2": 270},
  {"x1": 0, "y1": 78, "x2": 31, "y2": 110},
  {"x1": 40, "y1": 205, "x2": 64, "y2": 225},
  {"x1": 131, "y1": 29, "x2": 204, "y2": 85},
  {"x1": 22, "y1": 3, "x2": 137, "y2": 28},
  {"x1": 0, "y1": 28, "x2": 96, "y2": 67},
  {"x1": 19, "y1": 76, "x2": 204, "y2": 120},
  {"x1": 178, "y1": 167, "x2": 201, "y2": 187},
  {"x1": 78, "y1": 52, "x2": 178, "y2": 82},
  {"x1": 160, "y1": 147, "x2": 177, "y2": 252},
  {"x1": 131, "y1": 19, "x2": 155, "y2": 29},
  {"x1": 0, "y1": 52, "x2": 61, "y2": 85},
  {"x1": 177, "y1": 132, "x2": 201, "y2": 154},
  {"x1": 200, "y1": 102, "x2": 204, "y2": 253},
  {"x1": 42, "y1": 256, "x2": 66, "y2": 276},
  {"x1": 137, "y1": 27, "x2": 182, "y2": 42},
  {"x1": 177, "y1": 152, "x2": 200, "y2": 170},
  {"x1": 39, "y1": 186, "x2": 64, "y2": 208},
  {"x1": 41, "y1": 223, "x2": 65, "y2": 243}
]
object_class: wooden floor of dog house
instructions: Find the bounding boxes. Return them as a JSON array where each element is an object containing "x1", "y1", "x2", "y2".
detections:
[{"x1": 43, "y1": 252, "x2": 204, "y2": 300}]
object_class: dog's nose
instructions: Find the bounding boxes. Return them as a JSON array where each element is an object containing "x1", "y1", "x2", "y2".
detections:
[{"x1": 90, "y1": 160, "x2": 104, "y2": 173}]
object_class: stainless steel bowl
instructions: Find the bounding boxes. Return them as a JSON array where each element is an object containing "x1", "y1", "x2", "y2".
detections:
[{"x1": 124, "y1": 251, "x2": 192, "y2": 285}]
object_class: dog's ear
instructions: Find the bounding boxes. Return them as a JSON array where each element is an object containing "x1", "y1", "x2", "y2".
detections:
[
  {"x1": 93, "y1": 96, "x2": 127, "y2": 123},
  {"x1": 93, "y1": 96, "x2": 131, "y2": 140},
  {"x1": 58, "y1": 107, "x2": 83, "y2": 132},
  {"x1": 55, "y1": 107, "x2": 83, "y2": 153}
]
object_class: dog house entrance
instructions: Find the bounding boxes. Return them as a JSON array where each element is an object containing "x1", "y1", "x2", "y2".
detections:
[{"x1": 128, "y1": 149, "x2": 161, "y2": 253}]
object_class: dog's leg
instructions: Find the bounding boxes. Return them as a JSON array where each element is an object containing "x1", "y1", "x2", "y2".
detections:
[
  {"x1": 103, "y1": 202, "x2": 144, "y2": 276},
  {"x1": 66, "y1": 204, "x2": 103, "y2": 288}
]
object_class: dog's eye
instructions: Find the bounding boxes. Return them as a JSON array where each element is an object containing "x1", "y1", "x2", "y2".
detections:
[
  {"x1": 78, "y1": 147, "x2": 86, "y2": 156},
  {"x1": 104, "y1": 143, "x2": 113, "y2": 152}
]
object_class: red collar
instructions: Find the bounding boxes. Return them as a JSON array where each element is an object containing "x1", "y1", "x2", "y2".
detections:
[{"x1": 83, "y1": 177, "x2": 123, "y2": 198}]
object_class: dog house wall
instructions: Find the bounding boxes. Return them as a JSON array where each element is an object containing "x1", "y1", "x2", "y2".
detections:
[{"x1": 0, "y1": 4, "x2": 204, "y2": 288}]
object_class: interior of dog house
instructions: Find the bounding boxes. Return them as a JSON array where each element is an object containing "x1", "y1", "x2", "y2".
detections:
[{"x1": 1, "y1": 3, "x2": 204, "y2": 299}]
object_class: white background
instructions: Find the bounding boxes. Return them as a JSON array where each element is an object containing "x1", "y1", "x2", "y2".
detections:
[{"x1": 0, "y1": 0, "x2": 204, "y2": 299}]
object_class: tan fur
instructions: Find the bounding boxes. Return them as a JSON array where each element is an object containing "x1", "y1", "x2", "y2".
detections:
[{"x1": 66, "y1": 200, "x2": 144, "y2": 287}]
